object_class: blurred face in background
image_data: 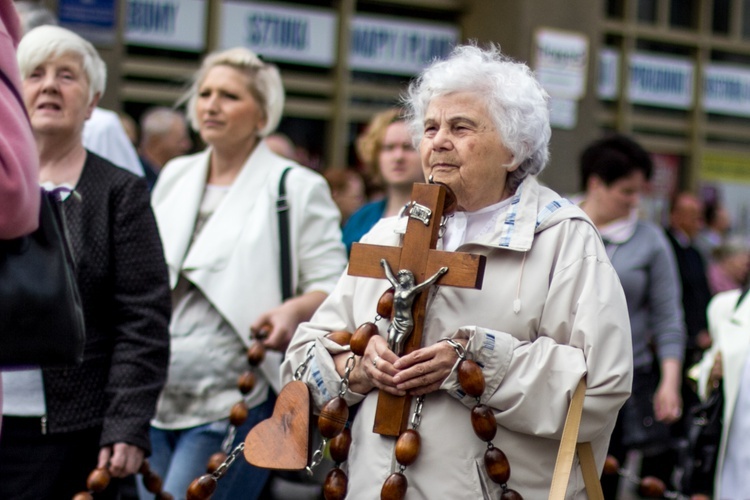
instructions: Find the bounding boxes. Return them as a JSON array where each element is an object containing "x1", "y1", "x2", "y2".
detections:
[
  {"x1": 378, "y1": 121, "x2": 423, "y2": 190},
  {"x1": 195, "y1": 65, "x2": 266, "y2": 152},
  {"x1": 588, "y1": 170, "x2": 646, "y2": 223},
  {"x1": 163, "y1": 117, "x2": 193, "y2": 160},
  {"x1": 336, "y1": 172, "x2": 366, "y2": 222},
  {"x1": 671, "y1": 194, "x2": 705, "y2": 239}
]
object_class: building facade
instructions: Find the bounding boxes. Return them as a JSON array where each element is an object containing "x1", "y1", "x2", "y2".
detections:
[{"x1": 37, "y1": 0, "x2": 750, "y2": 225}]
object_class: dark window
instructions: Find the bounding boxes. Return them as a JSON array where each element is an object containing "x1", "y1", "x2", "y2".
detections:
[
  {"x1": 638, "y1": 0, "x2": 658, "y2": 23},
  {"x1": 670, "y1": 0, "x2": 697, "y2": 29},
  {"x1": 606, "y1": 0, "x2": 625, "y2": 18},
  {"x1": 743, "y1": 0, "x2": 750, "y2": 38},
  {"x1": 713, "y1": 0, "x2": 730, "y2": 34}
]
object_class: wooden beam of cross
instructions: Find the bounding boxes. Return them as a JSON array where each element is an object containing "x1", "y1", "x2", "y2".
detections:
[{"x1": 348, "y1": 183, "x2": 486, "y2": 436}]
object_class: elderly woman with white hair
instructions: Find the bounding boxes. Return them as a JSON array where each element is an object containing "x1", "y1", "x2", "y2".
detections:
[
  {"x1": 147, "y1": 47, "x2": 346, "y2": 498},
  {"x1": 0, "y1": 25, "x2": 171, "y2": 499},
  {"x1": 281, "y1": 44, "x2": 632, "y2": 498}
]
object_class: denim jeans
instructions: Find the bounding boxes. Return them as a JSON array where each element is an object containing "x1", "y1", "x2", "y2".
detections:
[{"x1": 139, "y1": 393, "x2": 275, "y2": 500}]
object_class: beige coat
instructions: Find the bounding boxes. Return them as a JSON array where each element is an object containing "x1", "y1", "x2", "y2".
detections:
[{"x1": 282, "y1": 176, "x2": 633, "y2": 499}]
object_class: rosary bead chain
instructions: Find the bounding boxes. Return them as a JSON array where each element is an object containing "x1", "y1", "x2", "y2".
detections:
[
  {"x1": 73, "y1": 460, "x2": 172, "y2": 500},
  {"x1": 187, "y1": 443, "x2": 245, "y2": 500},
  {"x1": 320, "y1": 354, "x2": 358, "y2": 499},
  {"x1": 379, "y1": 395, "x2": 425, "y2": 500},
  {"x1": 377, "y1": 287, "x2": 395, "y2": 318},
  {"x1": 381, "y1": 472, "x2": 408, "y2": 500},
  {"x1": 323, "y1": 467, "x2": 348, "y2": 500},
  {"x1": 191, "y1": 326, "x2": 269, "y2": 492},
  {"x1": 351, "y1": 322, "x2": 379, "y2": 357},
  {"x1": 602, "y1": 455, "x2": 677, "y2": 498},
  {"x1": 328, "y1": 426, "x2": 352, "y2": 464},
  {"x1": 454, "y1": 353, "x2": 522, "y2": 499}
]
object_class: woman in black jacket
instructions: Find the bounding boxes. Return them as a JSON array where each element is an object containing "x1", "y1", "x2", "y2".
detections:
[{"x1": 0, "y1": 25, "x2": 171, "y2": 499}]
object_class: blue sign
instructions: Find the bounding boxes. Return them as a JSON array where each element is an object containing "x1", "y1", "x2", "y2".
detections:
[{"x1": 58, "y1": 0, "x2": 117, "y2": 45}]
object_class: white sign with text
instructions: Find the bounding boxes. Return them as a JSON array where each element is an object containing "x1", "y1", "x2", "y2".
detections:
[
  {"x1": 126, "y1": 0, "x2": 206, "y2": 51},
  {"x1": 349, "y1": 14, "x2": 457, "y2": 75},
  {"x1": 534, "y1": 28, "x2": 589, "y2": 100},
  {"x1": 628, "y1": 52, "x2": 694, "y2": 109},
  {"x1": 220, "y1": 1, "x2": 337, "y2": 67}
]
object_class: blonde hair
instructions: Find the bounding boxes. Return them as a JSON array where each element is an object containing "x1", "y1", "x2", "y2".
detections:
[{"x1": 356, "y1": 108, "x2": 405, "y2": 180}]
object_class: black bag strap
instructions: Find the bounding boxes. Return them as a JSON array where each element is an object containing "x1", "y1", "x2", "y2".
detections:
[
  {"x1": 736, "y1": 285, "x2": 750, "y2": 310},
  {"x1": 277, "y1": 167, "x2": 293, "y2": 301}
]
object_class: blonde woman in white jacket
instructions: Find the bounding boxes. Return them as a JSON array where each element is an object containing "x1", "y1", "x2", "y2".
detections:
[
  {"x1": 148, "y1": 48, "x2": 346, "y2": 499},
  {"x1": 282, "y1": 44, "x2": 633, "y2": 499}
]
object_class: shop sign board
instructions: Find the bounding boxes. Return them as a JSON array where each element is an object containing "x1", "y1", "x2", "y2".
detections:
[{"x1": 126, "y1": 0, "x2": 206, "y2": 51}]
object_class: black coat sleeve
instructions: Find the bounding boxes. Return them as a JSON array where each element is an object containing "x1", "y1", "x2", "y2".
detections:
[{"x1": 99, "y1": 174, "x2": 171, "y2": 453}]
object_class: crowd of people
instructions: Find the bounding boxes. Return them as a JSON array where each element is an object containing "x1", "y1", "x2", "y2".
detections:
[{"x1": 2, "y1": 1, "x2": 750, "y2": 499}]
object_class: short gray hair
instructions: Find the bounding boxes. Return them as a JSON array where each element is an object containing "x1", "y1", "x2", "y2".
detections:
[
  {"x1": 17, "y1": 25, "x2": 106, "y2": 104},
  {"x1": 404, "y1": 43, "x2": 551, "y2": 193},
  {"x1": 183, "y1": 47, "x2": 284, "y2": 138},
  {"x1": 140, "y1": 107, "x2": 187, "y2": 139}
]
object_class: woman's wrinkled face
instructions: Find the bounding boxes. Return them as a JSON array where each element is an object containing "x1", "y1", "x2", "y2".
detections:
[
  {"x1": 378, "y1": 121, "x2": 423, "y2": 189},
  {"x1": 22, "y1": 52, "x2": 96, "y2": 138},
  {"x1": 590, "y1": 170, "x2": 646, "y2": 222},
  {"x1": 420, "y1": 92, "x2": 517, "y2": 212},
  {"x1": 195, "y1": 65, "x2": 266, "y2": 150}
]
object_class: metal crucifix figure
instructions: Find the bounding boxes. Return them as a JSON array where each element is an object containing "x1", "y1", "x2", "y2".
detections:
[{"x1": 381, "y1": 259, "x2": 447, "y2": 355}]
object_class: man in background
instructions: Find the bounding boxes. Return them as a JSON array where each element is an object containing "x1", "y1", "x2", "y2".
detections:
[
  {"x1": 137, "y1": 107, "x2": 192, "y2": 190},
  {"x1": 665, "y1": 192, "x2": 713, "y2": 368}
]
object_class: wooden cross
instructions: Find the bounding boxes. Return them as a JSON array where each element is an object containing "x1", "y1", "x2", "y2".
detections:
[{"x1": 348, "y1": 183, "x2": 486, "y2": 436}]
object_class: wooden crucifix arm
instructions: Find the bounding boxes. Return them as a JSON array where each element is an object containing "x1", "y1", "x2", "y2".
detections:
[{"x1": 412, "y1": 266, "x2": 448, "y2": 294}]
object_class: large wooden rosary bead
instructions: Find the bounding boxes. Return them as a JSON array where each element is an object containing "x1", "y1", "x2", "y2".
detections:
[
  {"x1": 327, "y1": 330, "x2": 353, "y2": 347},
  {"x1": 156, "y1": 493, "x2": 175, "y2": 500},
  {"x1": 350, "y1": 322, "x2": 378, "y2": 356},
  {"x1": 500, "y1": 488, "x2": 523, "y2": 500},
  {"x1": 246, "y1": 342, "x2": 266, "y2": 366},
  {"x1": 638, "y1": 476, "x2": 667, "y2": 498},
  {"x1": 380, "y1": 472, "x2": 408, "y2": 500},
  {"x1": 139, "y1": 460, "x2": 152, "y2": 476},
  {"x1": 603, "y1": 455, "x2": 620, "y2": 476},
  {"x1": 72, "y1": 493, "x2": 94, "y2": 500},
  {"x1": 142, "y1": 471, "x2": 163, "y2": 494},
  {"x1": 186, "y1": 475, "x2": 217, "y2": 500},
  {"x1": 458, "y1": 359, "x2": 485, "y2": 398},
  {"x1": 484, "y1": 446, "x2": 511, "y2": 485},
  {"x1": 329, "y1": 427, "x2": 352, "y2": 463},
  {"x1": 229, "y1": 401, "x2": 249, "y2": 427},
  {"x1": 318, "y1": 396, "x2": 349, "y2": 438},
  {"x1": 377, "y1": 288, "x2": 395, "y2": 318},
  {"x1": 86, "y1": 467, "x2": 111, "y2": 492},
  {"x1": 471, "y1": 404, "x2": 497, "y2": 442},
  {"x1": 323, "y1": 467, "x2": 348, "y2": 500},
  {"x1": 394, "y1": 429, "x2": 421, "y2": 466},
  {"x1": 237, "y1": 371, "x2": 257, "y2": 395},
  {"x1": 206, "y1": 451, "x2": 227, "y2": 473}
]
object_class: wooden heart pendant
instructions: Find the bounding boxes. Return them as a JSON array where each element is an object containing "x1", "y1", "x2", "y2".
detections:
[{"x1": 244, "y1": 380, "x2": 312, "y2": 470}]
